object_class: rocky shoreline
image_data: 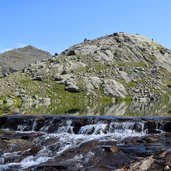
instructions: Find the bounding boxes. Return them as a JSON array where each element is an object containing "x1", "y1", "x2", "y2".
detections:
[{"x1": 0, "y1": 115, "x2": 171, "y2": 170}]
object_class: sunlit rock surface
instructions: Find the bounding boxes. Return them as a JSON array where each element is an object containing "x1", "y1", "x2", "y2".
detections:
[{"x1": 0, "y1": 32, "x2": 171, "y2": 114}]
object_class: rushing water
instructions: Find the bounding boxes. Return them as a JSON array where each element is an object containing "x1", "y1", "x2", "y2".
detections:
[
  {"x1": 0, "y1": 118, "x2": 147, "y2": 170},
  {"x1": 0, "y1": 115, "x2": 169, "y2": 170}
]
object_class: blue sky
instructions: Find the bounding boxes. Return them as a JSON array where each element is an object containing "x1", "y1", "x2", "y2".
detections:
[{"x1": 0, "y1": 0, "x2": 171, "y2": 54}]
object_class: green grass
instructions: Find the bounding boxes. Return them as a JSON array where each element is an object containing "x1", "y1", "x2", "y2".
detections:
[
  {"x1": 0, "y1": 59, "x2": 171, "y2": 115},
  {"x1": 127, "y1": 81, "x2": 137, "y2": 88},
  {"x1": 0, "y1": 96, "x2": 21, "y2": 114},
  {"x1": 0, "y1": 72, "x2": 114, "y2": 114}
]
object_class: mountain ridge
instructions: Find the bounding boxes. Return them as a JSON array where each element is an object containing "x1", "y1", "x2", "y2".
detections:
[{"x1": 0, "y1": 45, "x2": 52, "y2": 77}]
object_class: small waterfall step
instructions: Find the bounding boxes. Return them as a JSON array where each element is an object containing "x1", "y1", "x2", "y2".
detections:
[
  {"x1": 0, "y1": 115, "x2": 171, "y2": 171},
  {"x1": 0, "y1": 115, "x2": 171, "y2": 134}
]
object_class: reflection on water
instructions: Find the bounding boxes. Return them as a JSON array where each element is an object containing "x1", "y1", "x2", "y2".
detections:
[
  {"x1": 5, "y1": 97, "x2": 171, "y2": 116},
  {"x1": 104, "y1": 100, "x2": 171, "y2": 116},
  {"x1": 75, "y1": 99, "x2": 171, "y2": 116}
]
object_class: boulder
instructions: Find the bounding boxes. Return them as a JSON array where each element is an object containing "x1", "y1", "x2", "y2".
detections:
[
  {"x1": 139, "y1": 156, "x2": 154, "y2": 171},
  {"x1": 104, "y1": 79, "x2": 127, "y2": 98},
  {"x1": 42, "y1": 97, "x2": 51, "y2": 106},
  {"x1": 65, "y1": 83, "x2": 80, "y2": 93},
  {"x1": 3, "y1": 98, "x2": 14, "y2": 107}
]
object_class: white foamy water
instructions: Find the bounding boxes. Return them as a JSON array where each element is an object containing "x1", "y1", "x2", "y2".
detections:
[
  {"x1": 20, "y1": 156, "x2": 52, "y2": 169},
  {"x1": 41, "y1": 122, "x2": 146, "y2": 156},
  {"x1": 17, "y1": 125, "x2": 27, "y2": 131},
  {"x1": 0, "y1": 121, "x2": 147, "y2": 170}
]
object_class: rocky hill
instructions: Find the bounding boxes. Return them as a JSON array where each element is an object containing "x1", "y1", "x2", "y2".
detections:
[
  {"x1": 0, "y1": 32, "x2": 171, "y2": 114},
  {"x1": 0, "y1": 45, "x2": 52, "y2": 77}
]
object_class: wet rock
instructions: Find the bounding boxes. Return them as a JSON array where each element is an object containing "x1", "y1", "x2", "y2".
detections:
[
  {"x1": 32, "y1": 119, "x2": 45, "y2": 131},
  {"x1": 34, "y1": 165, "x2": 68, "y2": 171},
  {"x1": 144, "y1": 121, "x2": 157, "y2": 133},
  {"x1": 139, "y1": 156, "x2": 154, "y2": 171},
  {"x1": 164, "y1": 165, "x2": 170, "y2": 171},
  {"x1": 143, "y1": 136, "x2": 158, "y2": 143},
  {"x1": 109, "y1": 146, "x2": 119, "y2": 153},
  {"x1": 1, "y1": 116, "x2": 171, "y2": 170},
  {"x1": 164, "y1": 122, "x2": 171, "y2": 132},
  {"x1": 163, "y1": 149, "x2": 171, "y2": 166},
  {"x1": 85, "y1": 166, "x2": 111, "y2": 171},
  {"x1": 0, "y1": 139, "x2": 10, "y2": 152},
  {"x1": 30, "y1": 146, "x2": 42, "y2": 155},
  {"x1": 121, "y1": 144, "x2": 147, "y2": 157}
]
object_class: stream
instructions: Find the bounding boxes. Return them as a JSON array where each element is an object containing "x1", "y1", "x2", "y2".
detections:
[{"x1": 0, "y1": 115, "x2": 171, "y2": 170}]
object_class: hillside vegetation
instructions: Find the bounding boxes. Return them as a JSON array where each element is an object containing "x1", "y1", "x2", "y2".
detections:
[{"x1": 0, "y1": 32, "x2": 171, "y2": 114}]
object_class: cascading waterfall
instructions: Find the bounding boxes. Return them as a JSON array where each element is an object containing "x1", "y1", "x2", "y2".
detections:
[
  {"x1": 16, "y1": 120, "x2": 146, "y2": 136},
  {"x1": 0, "y1": 115, "x2": 168, "y2": 171}
]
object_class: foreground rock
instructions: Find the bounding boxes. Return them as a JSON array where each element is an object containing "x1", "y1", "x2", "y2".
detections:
[{"x1": 0, "y1": 115, "x2": 171, "y2": 170}]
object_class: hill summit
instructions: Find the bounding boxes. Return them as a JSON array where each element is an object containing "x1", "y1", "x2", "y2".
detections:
[
  {"x1": 0, "y1": 32, "x2": 171, "y2": 114},
  {"x1": 0, "y1": 45, "x2": 52, "y2": 77}
]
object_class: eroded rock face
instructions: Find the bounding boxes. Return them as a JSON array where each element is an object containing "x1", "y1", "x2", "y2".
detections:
[
  {"x1": 23, "y1": 32, "x2": 171, "y2": 101},
  {"x1": 0, "y1": 115, "x2": 171, "y2": 170}
]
